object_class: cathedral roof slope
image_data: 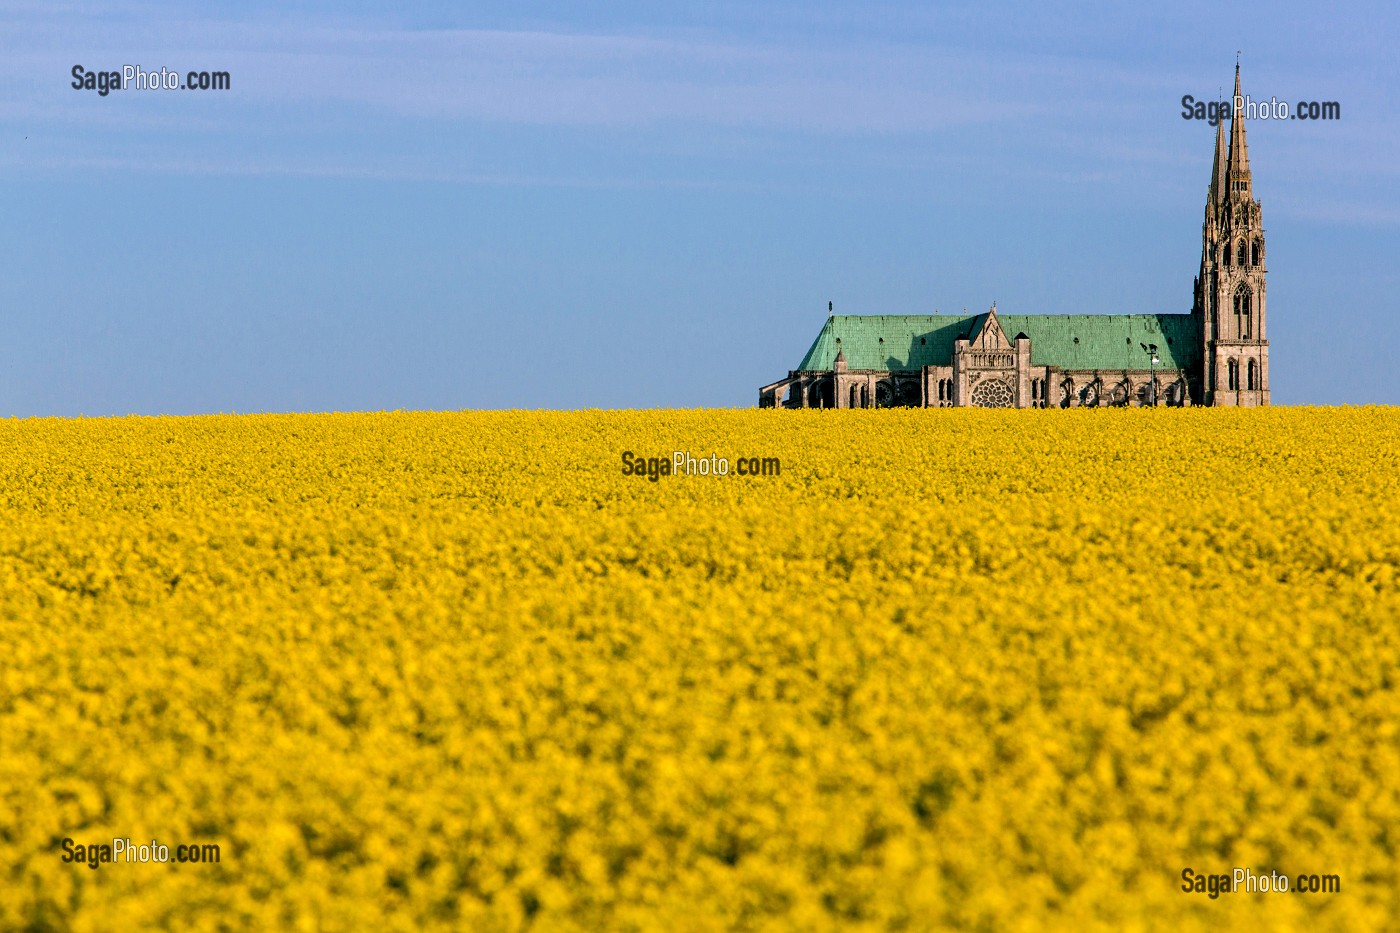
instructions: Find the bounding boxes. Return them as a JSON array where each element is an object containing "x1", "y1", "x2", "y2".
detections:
[
  {"x1": 1008, "y1": 313, "x2": 1201, "y2": 371},
  {"x1": 796, "y1": 315, "x2": 976, "y2": 371},
  {"x1": 795, "y1": 313, "x2": 1200, "y2": 372}
]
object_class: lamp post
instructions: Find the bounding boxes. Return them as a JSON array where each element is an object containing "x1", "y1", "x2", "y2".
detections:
[{"x1": 1140, "y1": 343, "x2": 1160, "y2": 406}]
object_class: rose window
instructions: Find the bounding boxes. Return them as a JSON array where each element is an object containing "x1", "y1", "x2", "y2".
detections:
[{"x1": 971, "y1": 379, "x2": 1013, "y2": 408}]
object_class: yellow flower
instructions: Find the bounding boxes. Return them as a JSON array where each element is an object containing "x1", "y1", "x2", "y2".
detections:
[{"x1": 0, "y1": 407, "x2": 1396, "y2": 931}]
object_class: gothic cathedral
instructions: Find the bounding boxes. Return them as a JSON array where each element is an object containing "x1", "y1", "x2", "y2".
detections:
[
  {"x1": 1196, "y1": 65, "x2": 1270, "y2": 406},
  {"x1": 760, "y1": 66, "x2": 1270, "y2": 409}
]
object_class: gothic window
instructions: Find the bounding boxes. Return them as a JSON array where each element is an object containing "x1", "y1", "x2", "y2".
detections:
[
  {"x1": 1238, "y1": 240, "x2": 1247, "y2": 267},
  {"x1": 850, "y1": 386, "x2": 858, "y2": 409},
  {"x1": 1228, "y1": 359, "x2": 1239, "y2": 390},
  {"x1": 1251, "y1": 240, "x2": 1261, "y2": 266},
  {"x1": 970, "y1": 379, "x2": 1013, "y2": 408},
  {"x1": 875, "y1": 381, "x2": 894, "y2": 408},
  {"x1": 861, "y1": 385, "x2": 869, "y2": 408},
  {"x1": 1248, "y1": 359, "x2": 1258, "y2": 390},
  {"x1": 1233, "y1": 285, "x2": 1252, "y2": 338},
  {"x1": 1224, "y1": 241, "x2": 1232, "y2": 266}
]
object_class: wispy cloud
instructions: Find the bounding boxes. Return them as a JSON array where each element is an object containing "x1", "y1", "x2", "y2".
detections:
[
  {"x1": 2, "y1": 2, "x2": 1396, "y2": 220},
  {"x1": 1, "y1": 10, "x2": 1120, "y2": 134}
]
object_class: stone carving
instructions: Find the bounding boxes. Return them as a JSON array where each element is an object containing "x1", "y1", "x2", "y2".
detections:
[{"x1": 971, "y1": 379, "x2": 1013, "y2": 409}]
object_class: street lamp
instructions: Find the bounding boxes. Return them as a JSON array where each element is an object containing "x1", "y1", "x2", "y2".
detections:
[{"x1": 1140, "y1": 343, "x2": 1160, "y2": 406}]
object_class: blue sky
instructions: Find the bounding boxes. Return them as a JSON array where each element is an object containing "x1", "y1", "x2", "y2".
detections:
[{"x1": 2, "y1": 1, "x2": 1396, "y2": 414}]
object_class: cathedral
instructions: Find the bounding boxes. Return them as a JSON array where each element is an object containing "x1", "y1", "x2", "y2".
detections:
[{"x1": 759, "y1": 66, "x2": 1270, "y2": 409}]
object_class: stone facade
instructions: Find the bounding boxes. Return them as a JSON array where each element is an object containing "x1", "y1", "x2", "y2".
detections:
[{"x1": 760, "y1": 66, "x2": 1269, "y2": 410}]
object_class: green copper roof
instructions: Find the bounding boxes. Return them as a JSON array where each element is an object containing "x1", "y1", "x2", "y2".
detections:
[{"x1": 796, "y1": 313, "x2": 1200, "y2": 372}]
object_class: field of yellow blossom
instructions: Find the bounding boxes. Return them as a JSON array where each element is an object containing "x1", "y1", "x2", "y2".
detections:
[{"x1": 1, "y1": 407, "x2": 1398, "y2": 931}]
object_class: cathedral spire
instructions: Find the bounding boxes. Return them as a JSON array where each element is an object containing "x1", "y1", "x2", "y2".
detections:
[
  {"x1": 1226, "y1": 63, "x2": 1251, "y2": 196},
  {"x1": 1209, "y1": 117, "x2": 1227, "y2": 209}
]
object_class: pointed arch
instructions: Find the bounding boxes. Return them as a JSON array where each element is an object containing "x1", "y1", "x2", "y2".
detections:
[{"x1": 1233, "y1": 285, "x2": 1252, "y2": 338}]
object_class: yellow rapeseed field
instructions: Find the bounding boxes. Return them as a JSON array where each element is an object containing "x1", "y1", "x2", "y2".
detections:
[{"x1": 1, "y1": 407, "x2": 1397, "y2": 932}]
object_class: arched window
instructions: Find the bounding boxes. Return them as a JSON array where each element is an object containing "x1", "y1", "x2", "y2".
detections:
[
  {"x1": 1248, "y1": 359, "x2": 1257, "y2": 390},
  {"x1": 850, "y1": 386, "x2": 858, "y2": 409},
  {"x1": 1227, "y1": 359, "x2": 1239, "y2": 390},
  {"x1": 1238, "y1": 240, "x2": 1247, "y2": 267},
  {"x1": 1233, "y1": 286, "x2": 1252, "y2": 338},
  {"x1": 1251, "y1": 240, "x2": 1261, "y2": 266},
  {"x1": 1224, "y1": 241, "x2": 1232, "y2": 266}
]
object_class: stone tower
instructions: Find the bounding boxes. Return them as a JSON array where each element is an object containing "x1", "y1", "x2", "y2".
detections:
[{"x1": 1196, "y1": 65, "x2": 1270, "y2": 406}]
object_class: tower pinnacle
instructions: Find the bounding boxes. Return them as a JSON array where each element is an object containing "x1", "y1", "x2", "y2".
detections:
[
  {"x1": 1209, "y1": 118, "x2": 1227, "y2": 209},
  {"x1": 1226, "y1": 63, "x2": 1251, "y2": 196}
]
